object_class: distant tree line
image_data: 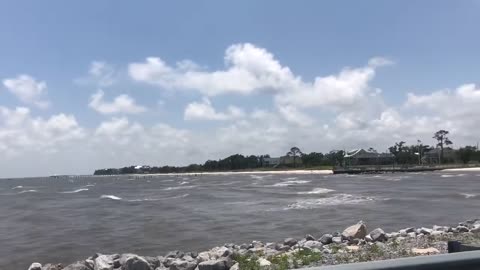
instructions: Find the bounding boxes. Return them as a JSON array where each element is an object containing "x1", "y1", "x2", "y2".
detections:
[{"x1": 94, "y1": 129, "x2": 480, "y2": 175}]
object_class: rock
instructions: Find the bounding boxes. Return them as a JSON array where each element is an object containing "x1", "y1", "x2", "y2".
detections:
[
  {"x1": 305, "y1": 234, "x2": 315, "y2": 241},
  {"x1": 431, "y1": 231, "x2": 444, "y2": 236},
  {"x1": 212, "y1": 247, "x2": 231, "y2": 259},
  {"x1": 122, "y1": 256, "x2": 151, "y2": 270},
  {"x1": 42, "y1": 264, "x2": 63, "y2": 270},
  {"x1": 332, "y1": 237, "x2": 342, "y2": 244},
  {"x1": 276, "y1": 245, "x2": 291, "y2": 252},
  {"x1": 63, "y1": 261, "x2": 93, "y2": 270},
  {"x1": 144, "y1": 257, "x2": 161, "y2": 269},
  {"x1": 390, "y1": 232, "x2": 400, "y2": 238},
  {"x1": 342, "y1": 221, "x2": 367, "y2": 240},
  {"x1": 419, "y1": 227, "x2": 433, "y2": 235},
  {"x1": 303, "y1": 240, "x2": 323, "y2": 249},
  {"x1": 319, "y1": 234, "x2": 333, "y2": 245},
  {"x1": 346, "y1": 246, "x2": 360, "y2": 252},
  {"x1": 169, "y1": 259, "x2": 197, "y2": 270},
  {"x1": 407, "y1": 232, "x2": 416, "y2": 238},
  {"x1": 197, "y1": 260, "x2": 227, "y2": 270},
  {"x1": 471, "y1": 226, "x2": 480, "y2": 233},
  {"x1": 28, "y1": 263, "x2": 42, "y2": 270},
  {"x1": 196, "y1": 252, "x2": 211, "y2": 264},
  {"x1": 283, "y1": 238, "x2": 297, "y2": 247},
  {"x1": 257, "y1": 258, "x2": 271, "y2": 270},
  {"x1": 411, "y1": 248, "x2": 440, "y2": 255},
  {"x1": 166, "y1": 251, "x2": 183, "y2": 259},
  {"x1": 94, "y1": 254, "x2": 117, "y2": 270},
  {"x1": 369, "y1": 228, "x2": 387, "y2": 242},
  {"x1": 229, "y1": 263, "x2": 239, "y2": 270},
  {"x1": 399, "y1": 227, "x2": 415, "y2": 235},
  {"x1": 365, "y1": 235, "x2": 373, "y2": 242},
  {"x1": 433, "y1": 225, "x2": 448, "y2": 232},
  {"x1": 457, "y1": 226, "x2": 469, "y2": 233}
]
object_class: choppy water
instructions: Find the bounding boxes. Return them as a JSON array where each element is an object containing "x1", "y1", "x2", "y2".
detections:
[{"x1": 1, "y1": 171, "x2": 479, "y2": 269}]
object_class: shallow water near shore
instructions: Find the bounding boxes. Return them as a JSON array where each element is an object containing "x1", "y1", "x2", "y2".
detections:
[{"x1": 1, "y1": 171, "x2": 479, "y2": 269}]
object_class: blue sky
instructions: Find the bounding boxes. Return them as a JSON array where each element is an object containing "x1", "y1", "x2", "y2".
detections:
[{"x1": 1, "y1": 1, "x2": 480, "y2": 177}]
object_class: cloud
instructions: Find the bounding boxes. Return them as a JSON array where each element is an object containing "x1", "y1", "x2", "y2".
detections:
[
  {"x1": 2, "y1": 75, "x2": 50, "y2": 109},
  {"x1": 184, "y1": 98, "x2": 245, "y2": 121},
  {"x1": 129, "y1": 43, "x2": 299, "y2": 95},
  {"x1": 0, "y1": 106, "x2": 84, "y2": 156},
  {"x1": 89, "y1": 90, "x2": 147, "y2": 115},
  {"x1": 75, "y1": 61, "x2": 118, "y2": 87}
]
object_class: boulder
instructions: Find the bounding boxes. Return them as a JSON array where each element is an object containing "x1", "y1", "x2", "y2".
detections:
[
  {"x1": 457, "y1": 226, "x2": 469, "y2": 233},
  {"x1": 303, "y1": 240, "x2": 323, "y2": 249},
  {"x1": 95, "y1": 254, "x2": 115, "y2": 270},
  {"x1": 169, "y1": 259, "x2": 197, "y2": 270},
  {"x1": 257, "y1": 258, "x2": 271, "y2": 270},
  {"x1": 283, "y1": 238, "x2": 297, "y2": 247},
  {"x1": 122, "y1": 256, "x2": 151, "y2": 270},
  {"x1": 319, "y1": 234, "x2": 333, "y2": 245},
  {"x1": 332, "y1": 237, "x2": 342, "y2": 244},
  {"x1": 276, "y1": 245, "x2": 291, "y2": 252},
  {"x1": 229, "y1": 263, "x2": 239, "y2": 270},
  {"x1": 196, "y1": 252, "x2": 211, "y2": 264},
  {"x1": 431, "y1": 231, "x2": 444, "y2": 236},
  {"x1": 365, "y1": 235, "x2": 373, "y2": 242},
  {"x1": 407, "y1": 232, "x2": 416, "y2": 238},
  {"x1": 419, "y1": 227, "x2": 433, "y2": 235},
  {"x1": 342, "y1": 222, "x2": 367, "y2": 240},
  {"x1": 197, "y1": 260, "x2": 228, "y2": 270},
  {"x1": 166, "y1": 251, "x2": 183, "y2": 259},
  {"x1": 305, "y1": 234, "x2": 315, "y2": 241},
  {"x1": 144, "y1": 257, "x2": 161, "y2": 269},
  {"x1": 369, "y1": 228, "x2": 387, "y2": 242},
  {"x1": 28, "y1": 263, "x2": 42, "y2": 270},
  {"x1": 411, "y1": 248, "x2": 440, "y2": 255},
  {"x1": 390, "y1": 232, "x2": 400, "y2": 238},
  {"x1": 212, "y1": 247, "x2": 231, "y2": 259},
  {"x1": 471, "y1": 226, "x2": 480, "y2": 234},
  {"x1": 42, "y1": 264, "x2": 63, "y2": 270},
  {"x1": 63, "y1": 261, "x2": 93, "y2": 270}
]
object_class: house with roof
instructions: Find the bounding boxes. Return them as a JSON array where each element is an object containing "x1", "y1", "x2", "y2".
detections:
[{"x1": 344, "y1": 149, "x2": 394, "y2": 166}]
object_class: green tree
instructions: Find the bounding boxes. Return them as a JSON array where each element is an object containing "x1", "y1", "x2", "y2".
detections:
[
  {"x1": 286, "y1": 146, "x2": 302, "y2": 168},
  {"x1": 433, "y1": 130, "x2": 453, "y2": 163},
  {"x1": 457, "y1": 146, "x2": 477, "y2": 164}
]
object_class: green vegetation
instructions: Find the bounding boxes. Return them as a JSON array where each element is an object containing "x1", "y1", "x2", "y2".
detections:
[
  {"x1": 233, "y1": 253, "x2": 261, "y2": 270},
  {"x1": 234, "y1": 249, "x2": 323, "y2": 270}
]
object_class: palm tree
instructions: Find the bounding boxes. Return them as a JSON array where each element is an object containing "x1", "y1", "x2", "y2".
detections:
[{"x1": 286, "y1": 146, "x2": 302, "y2": 168}]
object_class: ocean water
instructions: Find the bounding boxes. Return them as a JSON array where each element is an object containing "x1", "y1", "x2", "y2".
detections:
[{"x1": 1, "y1": 171, "x2": 479, "y2": 269}]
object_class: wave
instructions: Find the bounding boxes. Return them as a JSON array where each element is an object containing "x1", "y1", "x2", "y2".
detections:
[
  {"x1": 273, "y1": 180, "x2": 310, "y2": 187},
  {"x1": 60, "y1": 188, "x2": 89, "y2": 194},
  {"x1": 250, "y1": 175, "x2": 265, "y2": 180},
  {"x1": 179, "y1": 181, "x2": 189, "y2": 185},
  {"x1": 441, "y1": 174, "x2": 466, "y2": 178},
  {"x1": 12, "y1": 186, "x2": 23, "y2": 189},
  {"x1": 82, "y1": 184, "x2": 95, "y2": 187},
  {"x1": 163, "y1": 185, "x2": 196, "y2": 191},
  {"x1": 100, "y1": 195, "x2": 122, "y2": 200},
  {"x1": 286, "y1": 193, "x2": 381, "y2": 209},
  {"x1": 18, "y1": 190, "x2": 38, "y2": 194},
  {"x1": 127, "y1": 193, "x2": 189, "y2": 202},
  {"x1": 460, "y1": 193, "x2": 477, "y2": 199},
  {"x1": 298, "y1": 188, "x2": 335, "y2": 194}
]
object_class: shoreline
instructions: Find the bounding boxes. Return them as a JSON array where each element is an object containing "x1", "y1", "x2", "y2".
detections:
[{"x1": 29, "y1": 219, "x2": 480, "y2": 270}]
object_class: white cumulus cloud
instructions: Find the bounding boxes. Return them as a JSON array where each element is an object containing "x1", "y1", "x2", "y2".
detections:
[
  {"x1": 184, "y1": 98, "x2": 245, "y2": 121},
  {"x1": 89, "y1": 90, "x2": 147, "y2": 115},
  {"x1": 2, "y1": 75, "x2": 50, "y2": 109}
]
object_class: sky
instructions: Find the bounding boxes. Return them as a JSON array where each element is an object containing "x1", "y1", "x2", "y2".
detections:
[{"x1": 1, "y1": 1, "x2": 480, "y2": 177}]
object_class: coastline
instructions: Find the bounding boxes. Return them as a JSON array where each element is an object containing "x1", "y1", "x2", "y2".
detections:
[
  {"x1": 128, "y1": 169, "x2": 334, "y2": 177},
  {"x1": 441, "y1": 167, "x2": 480, "y2": 172},
  {"x1": 29, "y1": 219, "x2": 480, "y2": 270}
]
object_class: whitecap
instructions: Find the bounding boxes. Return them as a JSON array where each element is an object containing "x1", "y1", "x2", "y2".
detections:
[
  {"x1": 250, "y1": 175, "x2": 264, "y2": 180},
  {"x1": 18, "y1": 190, "x2": 37, "y2": 194},
  {"x1": 179, "y1": 181, "x2": 189, "y2": 185},
  {"x1": 60, "y1": 188, "x2": 89, "y2": 194},
  {"x1": 441, "y1": 174, "x2": 455, "y2": 178},
  {"x1": 273, "y1": 180, "x2": 310, "y2": 187},
  {"x1": 286, "y1": 193, "x2": 379, "y2": 209},
  {"x1": 461, "y1": 193, "x2": 477, "y2": 199},
  {"x1": 100, "y1": 195, "x2": 122, "y2": 200},
  {"x1": 127, "y1": 193, "x2": 189, "y2": 202},
  {"x1": 298, "y1": 188, "x2": 335, "y2": 194},
  {"x1": 163, "y1": 185, "x2": 196, "y2": 191},
  {"x1": 82, "y1": 184, "x2": 95, "y2": 187},
  {"x1": 12, "y1": 186, "x2": 23, "y2": 189}
]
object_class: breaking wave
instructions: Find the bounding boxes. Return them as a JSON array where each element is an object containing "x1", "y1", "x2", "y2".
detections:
[
  {"x1": 298, "y1": 188, "x2": 335, "y2": 194},
  {"x1": 273, "y1": 180, "x2": 310, "y2": 187},
  {"x1": 163, "y1": 185, "x2": 196, "y2": 191},
  {"x1": 18, "y1": 190, "x2": 38, "y2": 194},
  {"x1": 460, "y1": 193, "x2": 477, "y2": 199},
  {"x1": 60, "y1": 188, "x2": 89, "y2": 194},
  {"x1": 100, "y1": 195, "x2": 122, "y2": 200},
  {"x1": 286, "y1": 193, "x2": 381, "y2": 209},
  {"x1": 12, "y1": 186, "x2": 23, "y2": 189}
]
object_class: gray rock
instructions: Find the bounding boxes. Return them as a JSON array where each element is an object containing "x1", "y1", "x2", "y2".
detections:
[
  {"x1": 431, "y1": 231, "x2": 444, "y2": 236},
  {"x1": 365, "y1": 235, "x2": 373, "y2": 242},
  {"x1": 144, "y1": 257, "x2": 161, "y2": 269},
  {"x1": 419, "y1": 227, "x2": 433, "y2": 235},
  {"x1": 399, "y1": 227, "x2": 415, "y2": 234},
  {"x1": 303, "y1": 240, "x2": 323, "y2": 249},
  {"x1": 283, "y1": 238, "x2": 297, "y2": 247},
  {"x1": 471, "y1": 226, "x2": 480, "y2": 233},
  {"x1": 197, "y1": 260, "x2": 227, "y2": 270},
  {"x1": 390, "y1": 232, "x2": 400, "y2": 238},
  {"x1": 28, "y1": 263, "x2": 42, "y2": 270},
  {"x1": 94, "y1": 255, "x2": 114, "y2": 270},
  {"x1": 63, "y1": 261, "x2": 93, "y2": 270},
  {"x1": 319, "y1": 234, "x2": 333, "y2": 245},
  {"x1": 276, "y1": 245, "x2": 291, "y2": 252},
  {"x1": 305, "y1": 234, "x2": 315, "y2": 241},
  {"x1": 212, "y1": 247, "x2": 231, "y2": 258},
  {"x1": 41, "y1": 264, "x2": 62, "y2": 270},
  {"x1": 369, "y1": 228, "x2": 387, "y2": 242},
  {"x1": 332, "y1": 236, "x2": 342, "y2": 244},
  {"x1": 457, "y1": 226, "x2": 469, "y2": 233},
  {"x1": 342, "y1": 221, "x2": 367, "y2": 240},
  {"x1": 257, "y1": 258, "x2": 271, "y2": 270},
  {"x1": 166, "y1": 251, "x2": 183, "y2": 259},
  {"x1": 169, "y1": 259, "x2": 197, "y2": 270},
  {"x1": 407, "y1": 232, "x2": 416, "y2": 238},
  {"x1": 196, "y1": 252, "x2": 211, "y2": 264},
  {"x1": 122, "y1": 256, "x2": 151, "y2": 270},
  {"x1": 229, "y1": 263, "x2": 239, "y2": 270}
]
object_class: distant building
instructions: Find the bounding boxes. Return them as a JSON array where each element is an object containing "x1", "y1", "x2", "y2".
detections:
[{"x1": 344, "y1": 149, "x2": 394, "y2": 166}]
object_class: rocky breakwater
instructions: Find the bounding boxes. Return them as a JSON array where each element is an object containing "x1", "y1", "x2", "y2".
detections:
[{"x1": 28, "y1": 219, "x2": 480, "y2": 270}]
